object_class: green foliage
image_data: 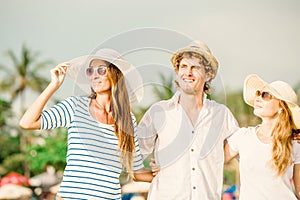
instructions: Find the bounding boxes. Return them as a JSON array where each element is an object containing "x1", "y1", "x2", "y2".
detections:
[
  {"x1": 223, "y1": 170, "x2": 236, "y2": 185},
  {"x1": 141, "y1": 153, "x2": 154, "y2": 169},
  {"x1": 214, "y1": 90, "x2": 261, "y2": 127},
  {"x1": 0, "y1": 129, "x2": 67, "y2": 176},
  {"x1": 132, "y1": 74, "x2": 175, "y2": 123},
  {"x1": 132, "y1": 106, "x2": 150, "y2": 124},
  {"x1": 0, "y1": 98, "x2": 21, "y2": 174},
  {"x1": 0, "y1": 99, "x2": 12, "y2": 135},
  {"x1": 152, "y1": 74, "x2": 175, "y2": 101},
  {"x1": 0, "y1": 135, "x2": 20, "y2": 163},
  {"x1": 1, "y1": 153, "x2": 25, "y2": 175},
  {"x1": 25, "y1": 129, "x2": 67, "y2": 175},
  {"x1": 0, "y1": 45, "x2": 53, "y2": 176}
]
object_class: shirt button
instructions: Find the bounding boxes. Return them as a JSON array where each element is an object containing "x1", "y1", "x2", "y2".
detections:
[
  {"x1": 191, "y1": 149, "x2": 194, "y2": 152},
  {"x1": 192, "y1": 130, "x2": 194, "y2": 134},
  {"x1": 192, "y1": 167, "x2": 195, "y2": 171},
  {"x1": 193, "y1": 186, "x2": 196, "y2": 189}
]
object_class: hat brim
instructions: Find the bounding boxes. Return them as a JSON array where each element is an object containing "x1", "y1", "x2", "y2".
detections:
[
  {"x1": 243, "y1": 74, "x2": 267, "y2": 107},
  {"x1": 244, "y1": 74, "x2": 300, "y2": 129},
  {"x1": 61, "y1": 53, "x2": 144, "y2": 104},
  {"x1": 170, "y1": 47, "x2": 218, "y2": 79}
]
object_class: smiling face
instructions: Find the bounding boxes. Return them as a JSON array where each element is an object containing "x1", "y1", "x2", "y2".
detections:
[
  {"x1": 87, "y1": 59, "x2": 111, "y2": 94},
  {"x1": 176, "y1": 57, "x2": 209, "y2": 95}
]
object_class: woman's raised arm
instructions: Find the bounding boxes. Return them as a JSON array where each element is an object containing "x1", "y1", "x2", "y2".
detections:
[{"x1": 19, "y1": 64, "x2": 68, "y2": 130}]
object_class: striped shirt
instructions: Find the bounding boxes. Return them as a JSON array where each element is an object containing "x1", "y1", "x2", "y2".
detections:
[{"x1": 41, "y1": 96, "x2": 144, "y2": 200}]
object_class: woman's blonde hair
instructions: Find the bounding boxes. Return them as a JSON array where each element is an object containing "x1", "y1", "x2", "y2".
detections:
[
  {"x1": 88, "y1": 61, "x2": 136, "y2": 177},
  {"x1": 173, "y1": 52, "x2": 214, "y2": 94},
  {"x1": 271, "y1": 100, "x2": 296, "y2": 176}
]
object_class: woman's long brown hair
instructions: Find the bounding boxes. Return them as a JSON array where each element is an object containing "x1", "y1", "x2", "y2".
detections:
[{"x1": 88, "y1": 61, "x2": 136, "y2": 177}]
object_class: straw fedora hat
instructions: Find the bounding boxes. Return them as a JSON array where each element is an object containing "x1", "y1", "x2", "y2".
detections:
[
  {"x1": 61, "y1": 48, "x2": 143, "y2": 104},
  {"x1": 244, "y1": 74, "x2": 300, "y2": 129},
  {"x1": 170, "y1": 40, "x2": 219, "y2": 79}
]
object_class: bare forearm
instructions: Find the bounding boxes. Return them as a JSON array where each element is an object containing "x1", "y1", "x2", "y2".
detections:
[
  {"x1": 134, "y1": 168, "x2": 154, "y2": 182},
  {"x1": 224, "y1": 141, "x2": 238, "y2": 164},
  {"x1": 19, "y1": 83, "x2": 59, "y2": 130}
]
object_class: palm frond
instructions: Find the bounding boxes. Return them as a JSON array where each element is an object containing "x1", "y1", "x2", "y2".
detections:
[
  {"x1": 0, "y1": 63, "x2": 13, "y2": 76},
  {"x1": 0, "y1": 77, "x2": 16, "y2": 92},
  {"x1": 10, "y1": 87, "x2": 23, "y2": 102},
  {"x1": 21, "y1": 45, "x2": 31, "y2": 67},
  {"x1": 0, "y1": 45, "x2": 53, "y2": 103},
  {"x1": 31, "y1": 60, "x2": 53, "y2": 72},
  {"x1": 6, "y1": 50, "x2": 20, "y2": 69},
  {"x1": 152, "y1": 73, "x2": 175, "y2": 100},
  {"x1": 28, "y1": 74, "x2": 49, "y2": 92}
]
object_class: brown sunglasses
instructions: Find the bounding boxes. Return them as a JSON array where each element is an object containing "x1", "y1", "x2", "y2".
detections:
[{"x1": 255, "y1": 90, "x2": 274, "y2": 101}]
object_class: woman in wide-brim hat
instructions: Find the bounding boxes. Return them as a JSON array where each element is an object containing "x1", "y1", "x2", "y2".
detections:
[
  {"x1": 19, "y1": 48, "x2": 152, "y2": 199},
  {"x1": 224, "y1": 74, "x2": 300, "y2": 199}
]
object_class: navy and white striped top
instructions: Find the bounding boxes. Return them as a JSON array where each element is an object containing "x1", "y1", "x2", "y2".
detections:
[{"x1": 41, "y1": 96, "x2": 144, "y2": 200}]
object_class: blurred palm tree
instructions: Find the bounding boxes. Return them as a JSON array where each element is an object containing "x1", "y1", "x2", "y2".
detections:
[
  {"x1": 132, "y1": 74, "x2": 175, "y2": 123},
  {"x1": 0, "y1": 45, "x2": 51, "y2": 101},
  {"x1": 152, "y1": 74, "x2": 175, "y2": 101},
  {"x1": 0, "y1": 44, "x2": 52, "y2": 176}
]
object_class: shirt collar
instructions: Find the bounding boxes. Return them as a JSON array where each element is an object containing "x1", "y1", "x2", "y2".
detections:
[{"x1": 169, "y1": 91, "x2": 208, "y2": 110}]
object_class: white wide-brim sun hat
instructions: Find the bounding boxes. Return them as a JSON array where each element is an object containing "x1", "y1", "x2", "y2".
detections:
[
  {"x1": 61, "y1": 48, "x2": 144, "y2": 104},
  {"x1": 243, "y1": 74, "x2": 300, "y2": 129}
]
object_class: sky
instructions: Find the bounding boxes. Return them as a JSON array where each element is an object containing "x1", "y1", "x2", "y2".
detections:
[{"x1": 1, "y1": 0, "x2": 300, "y2": 106}]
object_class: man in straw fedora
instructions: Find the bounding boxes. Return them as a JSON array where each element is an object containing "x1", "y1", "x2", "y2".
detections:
[
  {"x1": 224, "y1": 74, "x2": 300, "y2": 199},
  {"x1": 137, "y1": 40, "x2": 239, "y2": 199}
]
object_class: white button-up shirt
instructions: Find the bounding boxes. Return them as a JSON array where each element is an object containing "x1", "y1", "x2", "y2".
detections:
[{"x1": 137, "y1": 92, "x2": 239, "y2": 200}]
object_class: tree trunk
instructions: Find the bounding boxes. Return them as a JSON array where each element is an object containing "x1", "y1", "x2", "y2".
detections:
[{"x1": 19, "y1": 91, "x2": 30, "y2": 177}]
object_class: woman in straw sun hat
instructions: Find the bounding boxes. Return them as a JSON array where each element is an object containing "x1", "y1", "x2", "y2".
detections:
[
  {"x1": 225, "y1": 74, "x2": 300, "y2": 199},
  {"x1": 19, "y1": 48, "x2": 153, "y2": 199}
]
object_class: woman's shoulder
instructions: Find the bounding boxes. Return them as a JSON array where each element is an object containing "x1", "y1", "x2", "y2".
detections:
[
  {"x1": 57, "y1": 96, "x2": 89, "y2": 111},
  {"x1": 66, "y1": 96, "x2": 89, "y2": 104},
  {"x1": 234, "y1": 127, "x2": 256, "y2": 137},
  {"x1": 228, "y1": 127, "x2": 257, "y2": 147}
]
